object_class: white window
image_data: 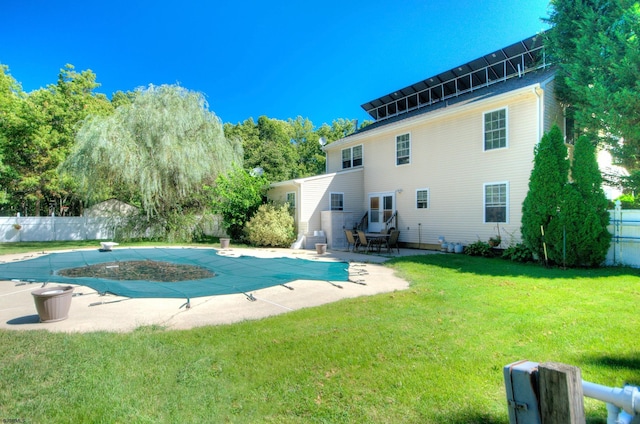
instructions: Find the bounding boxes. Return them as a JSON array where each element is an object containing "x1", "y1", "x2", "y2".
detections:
[
  {"x1": 484, "y1": 182, "x2": 508, "y2": 223},
  {"x1": 352, "y1": 145, "x2": 363, "y2": 167},
  {"x1": 341, "y1": 145, "x2": 363, "y2": 169},
  {"x1": 484, "y1": 108, "x2": 507, "y2": 151},
  {"x1": 396, "y1": 133, "x2": 411, "y2": 165},
  {"x1": 330, "y1": 192, "x2": 344, "y2": 211},
  {"x1": 416, "y1": 189, "x2": 429, "y2": 209},
  {"x1": 286, "y1": 192, "x2": 296, "y2": 209}
]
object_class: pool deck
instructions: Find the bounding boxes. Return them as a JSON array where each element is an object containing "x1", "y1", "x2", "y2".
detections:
[{"x1": 0, "y1": 246, "x2": 438, "y2": 333}]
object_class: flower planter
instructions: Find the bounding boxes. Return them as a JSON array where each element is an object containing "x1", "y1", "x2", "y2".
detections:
[
  {"x1": 31, "y1": 285, "x2": 74, "y2": 322},
  {"x1": 100, "y1": 241, "x2": 118, "y2": 251},
  {"x1": 315, "y1": 243, "x2": 327, "y2": 254},
  {"x1": 220, "y1": 238, "x2": 230, "y2": 249}
]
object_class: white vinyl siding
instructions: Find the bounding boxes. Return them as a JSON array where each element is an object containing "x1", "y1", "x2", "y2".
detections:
[{"x1": 313, "y1": 81, "x2": 553, "y2": 245}]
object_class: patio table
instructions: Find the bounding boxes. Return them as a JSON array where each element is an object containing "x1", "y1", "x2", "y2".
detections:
[{"x1": 365, "y1": 233, "x2": 390, "y2": 253}]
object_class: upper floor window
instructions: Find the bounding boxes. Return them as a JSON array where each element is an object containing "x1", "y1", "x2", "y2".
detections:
[
  {"x1": 396, "y1": 133, "x2": 411, "y2": 165},
  {"x1": 484, "y1": 108, "x2": 507, "y2": 151},
  {"x1": 330, "y1": 192, "x2": 344, "y2": 211},
  {"x1": 341, "y1": 145, "x2": 363, "y2": 169},
  {"x1": 416, "y1": 189, "x2": 429, "y2": 209},
  {"x1": 484, "y1": 182, "x2": 508, "y2": 223}
]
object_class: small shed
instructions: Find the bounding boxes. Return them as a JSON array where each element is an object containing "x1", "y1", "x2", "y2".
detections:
[{"x1": 85, "y1": 199, "x2": 138, "y2": 218}]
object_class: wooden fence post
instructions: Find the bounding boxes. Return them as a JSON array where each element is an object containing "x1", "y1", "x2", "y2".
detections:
[{"x1": 538, "y1": 362, "x2": 585, "y2": 424}]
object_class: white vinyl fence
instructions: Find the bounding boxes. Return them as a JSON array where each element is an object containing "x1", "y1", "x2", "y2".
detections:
[
  {"x1": 606, "y1": 205, "x2": 640, "y2": 268},
  {"x1": 0, "y1": 214, "x2": 227, "y2": 243},
  {"x1": 0, "y1": 216, "x2": 119, "y2": 242}
]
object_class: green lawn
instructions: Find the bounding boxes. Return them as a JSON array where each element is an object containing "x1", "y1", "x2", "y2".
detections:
[{"x1": 0, "y1": 250, "x2": 638, "y2": 423}]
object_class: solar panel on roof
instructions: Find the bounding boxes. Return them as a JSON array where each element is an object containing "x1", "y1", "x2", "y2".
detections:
[{"x1": 360, "y1": 33, "x2": 547, "y2": 121}]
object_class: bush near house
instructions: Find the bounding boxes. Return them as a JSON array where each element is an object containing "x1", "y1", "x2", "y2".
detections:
[
  {"x1": 211, "y1": 167, "x2": 269, "y2": 241},
  {"x1": 501, "y1": 243, "x2": 534, "y2": 263},
  {"x1": 464, "y1": 240, "x2": 494, "y2": 257},
  {"x1": 244, "y1": 203, "x2": 295, "y2": 247}
]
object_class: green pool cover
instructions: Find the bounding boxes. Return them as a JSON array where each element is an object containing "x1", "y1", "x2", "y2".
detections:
[{"x1": 0, "y1": 248, "x2": 350, "y2": 301}]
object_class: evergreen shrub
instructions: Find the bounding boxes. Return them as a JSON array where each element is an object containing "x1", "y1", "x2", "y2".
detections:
[
  {"x1": 501, "y1": 243, "x2": 534, "y2": 263},
  {"x1": 464, "y1": 241, "x2": 494, "y2": 257},
  {"x1": 244, "y1": 203, "x2": 295, "y2": 247}
]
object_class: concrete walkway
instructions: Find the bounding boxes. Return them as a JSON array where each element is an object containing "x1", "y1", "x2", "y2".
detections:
[{"x1": 0, "y1": 246, "x2": 437, "y2": 333}]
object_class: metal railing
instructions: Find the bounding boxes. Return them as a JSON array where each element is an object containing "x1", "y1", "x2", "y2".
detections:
[{"x1": 370, "y1": 45, "x2": 547, "y2": 122}]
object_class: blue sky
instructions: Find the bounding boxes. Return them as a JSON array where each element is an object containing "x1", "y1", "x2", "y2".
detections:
[{"x1": 1, "y1": 1, "x2": 551, "y2": 126}]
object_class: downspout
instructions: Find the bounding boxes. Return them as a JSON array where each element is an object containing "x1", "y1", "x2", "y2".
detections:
[
  {"x1": 295, "y1": 180, "x2": 303, "y2": 236},
  {"x1": 290, "y1": 179, "x2": 304, "y2": 249},
  {"x1": 532, "y1": 85, "x2": 542, "y2": 142}
]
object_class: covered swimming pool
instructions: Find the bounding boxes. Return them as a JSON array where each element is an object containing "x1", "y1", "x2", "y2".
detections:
[{"x1": 0, "y1": 248, "x2": 350, "y2": 304}]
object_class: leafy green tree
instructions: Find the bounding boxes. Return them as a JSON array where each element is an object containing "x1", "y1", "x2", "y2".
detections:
[
  {"x1": 254, "y1": 116, "x2": 298, "y2": 181},
  {"x1": 210, "y1": 166, "x2": 269, "y2": 240},
  {"x1": 0, "y1": 64, "x2": 113, "y2": 215},
  {"x1": 289, "y1": 116, "x2": 325, "y2": 177},
  {"x1": 224, "y1": 116, "x2": 297, "y2": 181},
  {"x1": 545, "y1": 0, "x2": 640, "y2": 189},
  {"x1": 0, "y1": 65, "x2": 25, "y2": 206},
  {"x1": 61, "y1": 84, "x2": 241, "y2": 241},
  {"x1": 316, "y1": 118, "x2": 358, "y2": 142},
  {"x1": 110, "y1": 90, "x2": 138, "y2": 109},
  {"x1": 224, "y1": 116, "x2": 360, "y2": 183},
  {"x1": 521, "y1": 125, "x2": 569, "y2": 262}
]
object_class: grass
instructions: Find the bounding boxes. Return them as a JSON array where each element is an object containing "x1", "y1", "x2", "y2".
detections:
[{"x1": 1, "y1": 246, "x2": 639, "y2": 423}]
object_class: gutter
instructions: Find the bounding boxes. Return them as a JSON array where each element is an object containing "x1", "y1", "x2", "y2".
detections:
[{"x1": 327, "y1": 82, "x2": 546, "y2": 150}]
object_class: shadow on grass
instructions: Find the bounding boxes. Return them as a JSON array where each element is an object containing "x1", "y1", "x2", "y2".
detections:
[
  {"x1": 433, "y1": 409, "x2": 507, "y2": 424},
  {"x1": 387, "y1": 253, "x2": 640, "y2": 280},
  {"x1": 582, "y1": 352, "x2": 640, "y2": 385}
]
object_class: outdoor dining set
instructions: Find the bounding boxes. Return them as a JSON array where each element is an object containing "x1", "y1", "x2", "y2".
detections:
[{"x1": 344, "y1": 229, "x2": 400, "y2": 254}]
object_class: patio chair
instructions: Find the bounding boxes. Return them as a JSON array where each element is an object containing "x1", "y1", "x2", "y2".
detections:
[
  {"x1": 344, "y1": 230, "x2": 360, "y2": 252},
  {"x1": 383, "y1": 230, "x2": 400, "y2": 253},
  {"x1": 356, "y1": 230, "x2": 374, "y2": 253}
]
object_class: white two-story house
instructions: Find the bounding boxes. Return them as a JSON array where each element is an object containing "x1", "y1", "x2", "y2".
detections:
[{"x1": 268, "y1": 34, "x2": 566, "y2": 250}]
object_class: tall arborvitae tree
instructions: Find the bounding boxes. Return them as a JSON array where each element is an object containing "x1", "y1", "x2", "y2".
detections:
[
  {"x1": 521, "y1": 125, "x2": 569, "y2": 262},
  {"x1": 562, "y1": 136, "x2": 611, "y2": 266}
]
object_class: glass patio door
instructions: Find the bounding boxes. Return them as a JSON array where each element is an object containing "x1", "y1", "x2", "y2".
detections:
[{"x1": 368, "y1": 192, "x2": 394, "y2": 232}]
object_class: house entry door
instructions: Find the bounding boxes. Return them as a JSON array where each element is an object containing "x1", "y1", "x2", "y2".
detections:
[{"x1": 368, "y1": 192, "x2": 395, "y2": 233}]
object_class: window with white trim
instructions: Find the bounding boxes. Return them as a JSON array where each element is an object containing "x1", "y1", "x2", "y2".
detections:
[
  {"x1": 330, "y1": 192, "x2": 344, "y2": 211},
  {"x1": 484, "y1": 182, "x2": 508, "y2": 223},
  {"x1": 396, "y1": 133, "x2": 411, "y2": 165},
  {"x1": 416, "y1": 189, "x2": 429, "y2": 209},
  {"x1": 484, "y1": 108, "x2": 507, "y2": 151},
  {"x1": 341, "y1": 145, "x2": 363, "y2": 169},
  {"x1": 286, "y1": 192, "x2": 296, "y2": 209}
]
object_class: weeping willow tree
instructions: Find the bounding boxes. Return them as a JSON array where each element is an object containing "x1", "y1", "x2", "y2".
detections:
[{"x1": 61, "y1": 84, "x2": 242, "y2": 241}]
